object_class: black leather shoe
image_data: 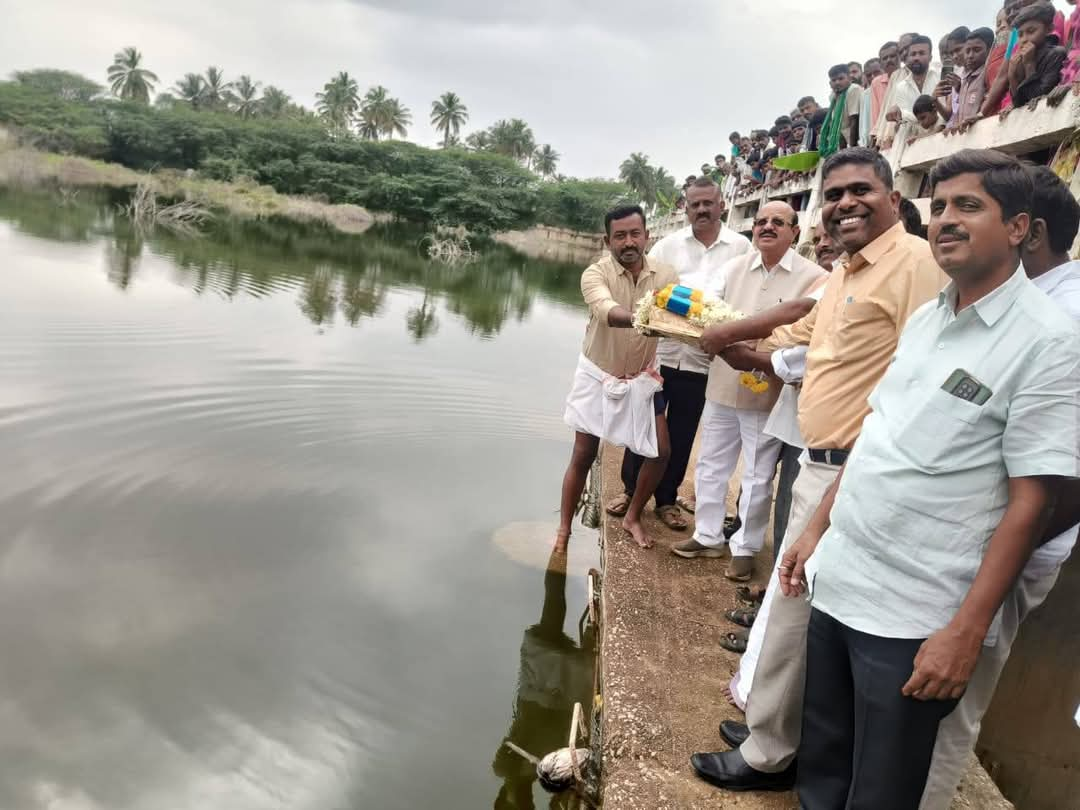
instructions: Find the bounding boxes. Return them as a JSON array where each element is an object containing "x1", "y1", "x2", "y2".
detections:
[
  {"x1": 690, "y1": 748, "x2": 796, "y2": 792},
  {"x1": 719, "y1": 719, "x2": 750, "y2": 748}
]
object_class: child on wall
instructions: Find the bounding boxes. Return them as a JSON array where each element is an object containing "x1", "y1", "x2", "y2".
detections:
[{"x1": 1009, "y1": 1, "x2": 1067, "y2": 107}]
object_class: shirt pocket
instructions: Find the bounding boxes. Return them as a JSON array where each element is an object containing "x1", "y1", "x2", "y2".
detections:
[{"x1": 897, "y1": 388, "x2": 985, "y2": 472}]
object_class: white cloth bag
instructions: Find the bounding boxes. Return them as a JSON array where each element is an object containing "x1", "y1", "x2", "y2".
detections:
[{"x1": 563, "y1": 354, "x2": 661, "y2": 458}]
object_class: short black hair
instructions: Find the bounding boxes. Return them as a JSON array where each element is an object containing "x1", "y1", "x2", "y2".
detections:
[
  {"x1": 864, "y1": 58, "x2": 883, "y2": 71},
  {"x1": 821, "y1": 147, "x2": 894, "y2": 189},
  {"x1": 947, "y1": 26, "x2": 972, "y2": 43},
  {"x1": 929, "y1": 149, "x2": 1033, "y2": 221},
  {"x1": 690, "y1": 176, "x2": 720, "y2": 190},
  {"x1": 967, "y1": 27, "x2": 995, "y2": 49},
  {"x1": 1028, "y1": 165, "x2": 1080, "y2": 252},
  {"x1": 899, "y1": 197, "x2": 923, "y2": 236},
  {"x1": 768, "y1": 126, "x2": 779, "y2": 138},
  {"x1": 913, "y1": 95, "x2": 938, "y2": 115},
  {"x1": 880, "y1": 40, "x2": 899, "y2": 53},
  {"x1": 828, "y1": 63, "x2": 851, "y2": 79},
  {"x1": 797, "y1": 95, "x2": 817, "y2": 107},
  {"x1": 714, "y1": 153, "x2": 726, "y2": 161},
  {"x1": 1015, "y1": 2, "x2": 1056, "y2": 29},
  {"x1": 848, "y1": 61, "x2": 862, "y2": 70},
  {"x1": 775, "y1": 115, "x2": 792, "y2": 127},
  {"x1": 729, "y1": 131, "x2": 740, "y2": 139},
  {"x1": 791, "y1": 117, "x2": 808, "y2": 127},
  {"x1": 909, "y1": 34, "x2": 933, "y2": 51},
  {"x1": 604, "y1": 204, "x2": 646, "y2": 236}
]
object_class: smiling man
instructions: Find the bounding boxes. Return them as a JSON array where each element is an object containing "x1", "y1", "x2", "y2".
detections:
[
  {"x1": 777, "y1": 149, "x2": 1080, "y2": 810},
  {"x1": 689, "y1": 149, "x2": 946, "y2": 794}
]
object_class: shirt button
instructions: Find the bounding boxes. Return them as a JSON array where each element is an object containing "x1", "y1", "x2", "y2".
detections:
[{"x1": 937, "y1": 343, "x2": 945, "y2": 349}]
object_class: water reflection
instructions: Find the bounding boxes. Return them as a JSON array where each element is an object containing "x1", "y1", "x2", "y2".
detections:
[
  {"x1": 0, "y1": 188, "x2": 585, "y2": 339},
  {"x1": 492, "y1": 550, "x2": 595, "y2": 809}
]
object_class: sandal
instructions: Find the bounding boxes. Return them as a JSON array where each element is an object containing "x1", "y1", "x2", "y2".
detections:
[
  {"x1": 655, "y1": 504, "x2": 689, "y2": 531},
  {"x1": 676, "y1": 494, "x2": 696, "y2": 514},
  {"x1": 725, "y1": 606, "x2": 758, "y2": 628},
  {"x1": 606, "y1": 493, "x2": 631, "y2": 517},
  {"x1": 719, "y1": 630, "x2": 748, "y2": 654},
  {"x1": 735, "y1": 585, "x2": 766, "y2": 606}
]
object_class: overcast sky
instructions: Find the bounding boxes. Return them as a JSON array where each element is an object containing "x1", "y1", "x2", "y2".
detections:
[{"x1": 2, "y1": 0, "x2": 1016, "y2": 179}]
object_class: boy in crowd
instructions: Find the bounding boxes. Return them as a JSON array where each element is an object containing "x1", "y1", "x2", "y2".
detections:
[
  {"x1": 1008, "y1": 1, "x2": 1067, "y2": 107},
  {"x1": 933, "y1": 26, "x2": 972, "y2": 123},
  {"x1": 948, "y1": 27, "x2": 994, "y2": 129},
  {"x1": 908, "y1": 95, "x2": 944, "y2": 142},
  {"x1": 820, "y1": 64, "x2": 862, "y2": 156}
]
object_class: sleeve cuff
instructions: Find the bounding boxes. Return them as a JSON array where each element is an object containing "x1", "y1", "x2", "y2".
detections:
[
  {"x1": 1005, "y1": 453, "x2": 1080, "y2": 480},
  {"x1": 595, "y1": 299, "x2": 618, "y2": 322}
]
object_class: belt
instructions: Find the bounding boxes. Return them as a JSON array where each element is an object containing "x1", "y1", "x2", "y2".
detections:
[{"x1": 807, "y1": 448, "x2": 850, "y2": 466}]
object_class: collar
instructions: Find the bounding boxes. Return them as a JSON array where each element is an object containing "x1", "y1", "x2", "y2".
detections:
[
  {"x1": 847, "y1": 221, "x2": 906, "y2": 272},
  {"x1": 964, "y1": 63, "x2": 986, "y2": 81},
  {"x1": 609, "y1": 253, "x2": 655, "y2": 277},
  {"x1": 682, "y1": 224, "x2": 738, "y2": 249},
  {"x1": 751, "y1": 247, "x2": 795, "y2": 273},
  {"x1": 937, "y1": 264, "x2": 1027, "y2": 326}
]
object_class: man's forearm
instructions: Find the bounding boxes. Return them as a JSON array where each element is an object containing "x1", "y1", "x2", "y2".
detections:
[
  {"x1": 951, "y1": 477, "x2": 1058, "y2": 639},
  {"x1": 607, "y1": 305, "x2": 633, "y2": 327},
  {"x1": 1041, "y1": 477, "x2": 1080, "y2": 544},
  {"x1": 712, "y1": 299, "x2": 814, "y2": 343}
]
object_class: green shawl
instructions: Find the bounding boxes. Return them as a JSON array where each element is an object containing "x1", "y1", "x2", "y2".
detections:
[{"x1": 819, "y1": 88, "x2": 848, "y2": 159}]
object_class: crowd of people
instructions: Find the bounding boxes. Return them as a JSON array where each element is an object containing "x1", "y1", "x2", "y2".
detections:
[{"x1": 679, "y1": 0, "x2": 1080, "y2": 207}]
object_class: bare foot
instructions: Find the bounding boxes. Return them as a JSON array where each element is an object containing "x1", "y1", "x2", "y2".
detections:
[
  {"x1": 621, "y1": 516, "x2": 654, "y2": 549},
  {"x1": 553, "y1": 530, "x2": 570, "y2": 553},
  {"x1": 721, "y1": 683, "x2": 740, "y2": 708}
]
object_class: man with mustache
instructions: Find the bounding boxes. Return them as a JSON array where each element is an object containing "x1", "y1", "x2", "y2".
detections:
[
  {"x1": 780, "y1": 149, "x2": 1080, "y2": 809},
  {"x1": 690, "y1": 149, "x2": 946, "y2": 793},
  {"x1": 556, "y1": 205, "x2": 679, "y2": 552},
  {"x1": 614, "y1": 178, "x2": 750, "y2": 531},
  {"x1": 672, "y1": 201, "x2": 824, "y2": 585},
  {"x1": 881, "y1": 35, "x2": 941, "y2": 148}
]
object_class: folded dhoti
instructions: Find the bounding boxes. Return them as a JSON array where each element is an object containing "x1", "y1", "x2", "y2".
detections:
[{"x1": 563, "y1": 354, "x2": 662, "y2": 458}]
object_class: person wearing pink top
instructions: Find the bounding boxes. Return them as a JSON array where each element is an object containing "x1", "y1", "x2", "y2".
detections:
[{"x1": 869, "y1": 40, "x2": 900, "y2": 139}]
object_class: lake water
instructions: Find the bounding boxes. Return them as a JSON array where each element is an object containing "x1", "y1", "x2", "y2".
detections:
[{"x1": 0, "y1": 188, "x2": 600, "y2": 809}]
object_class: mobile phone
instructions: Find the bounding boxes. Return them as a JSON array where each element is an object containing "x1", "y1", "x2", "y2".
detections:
[{"x1": 941, "y1": 63, "x2": 954, "y2": 79}]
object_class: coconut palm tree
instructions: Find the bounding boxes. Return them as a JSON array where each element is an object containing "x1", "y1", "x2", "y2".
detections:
[
  {"x1": 201, "y1": 66, "x2": 233, "y2": 111},
  {"x1": 173, "y1": 73, "x2": 207, "y2": 109},
  {"x1": 465, "y1": 130, "x2": 492, "y2": 151},
  {"x1": 430, "y1": 91, "x2": 469, "y2": 148},
  {"x1": 533, "y1": 144, "x2": 560, "y2": 179},
  {"x1": 316, "y1": 71, "x2": 360, "y2": 134},
  {"x1": 382, "y1": 98, "x2": 411, "y2": 139},
  {"x1": 107, "y1": 47, "x2": 159, "y2": 103},
  {"x1": 260, "y1": 85, "x2": 291, "y2": 118},
  {"x1": 357, "y1": 108, "x2": 380, "y2": 140},
  {"x1": 490, "y1": 119, "x2": 535, "y2": 165},
  {"x1": 232, "y1": 75, "x2": 261, "y2": 118},
  {"x1": 619, "y1": 152, "x2": 658, "y2": 206}
]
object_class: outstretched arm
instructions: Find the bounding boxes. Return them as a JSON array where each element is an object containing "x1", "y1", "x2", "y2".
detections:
[{"x1": 700, "y1": 297, "x2": 816, "y2": 355}]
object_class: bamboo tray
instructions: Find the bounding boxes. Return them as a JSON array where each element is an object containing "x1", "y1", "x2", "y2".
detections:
[{"x1": 641, "y1": 306, "x2": 704, "y2": 346}]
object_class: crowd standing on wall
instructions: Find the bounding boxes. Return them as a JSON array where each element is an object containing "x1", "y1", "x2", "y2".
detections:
[{"x1": 553, "y1": 2, "x2": 1080, "y2": 807}]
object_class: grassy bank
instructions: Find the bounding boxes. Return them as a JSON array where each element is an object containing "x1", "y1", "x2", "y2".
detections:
[{"x1": 0, "y1": 141, "x2": 377, "y2": 234}]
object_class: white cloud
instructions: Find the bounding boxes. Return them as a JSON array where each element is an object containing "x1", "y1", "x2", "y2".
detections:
[{"x1": 0, "y1": 0, "x2": 1013, "y2": 179}]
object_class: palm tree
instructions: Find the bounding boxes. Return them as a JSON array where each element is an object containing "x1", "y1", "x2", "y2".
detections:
[
  {"x1": 406, "y1": 293, "x2": 439, "y2": 342},
  {"x1": 316, "y1": 71, "x2": 360, "y2": 134},
  {"x1": 232, "y1": 75, "x2": 261, "y2": 118},
  {"x1": 465, "y1": 130, "x2": 492, "y2": 151},
  {"x1": 620, "y1": 152, "x2": 658, "y2": 206},
  {"x1": 383, "y1": 98, "x2": 411, "y2": 139},
  {"x1": 107, "y1": 47, "x2": 158, "y2": 103},
  {"x1": 260, "y1": 85, "x2": 291, "y2": 118},
  {"x1": 357, "y1": 108, "x2": 380, "y2": 140},
  {"x1": 201, "y1": 66, "x2": 233, "y2": 111},
  {"x1": 533, "y1": 144, "x2": 560, "y2": 178},
  {"x1": 173, "y1": 73, "x2": 207, "y2": 109},
  {"x1": 489, "y1": 118, "x2": 535, "y2": 165},
  {"x1": 430, "y1": 92, "x2": 469, "y2": 148},
  {"x1": 361, "y1": 86, "x2": 392, "y2": 139}
]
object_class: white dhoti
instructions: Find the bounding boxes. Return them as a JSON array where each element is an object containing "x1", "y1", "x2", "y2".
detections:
[{"x1": 563, "y1": 354, "x2": 662, "y2": 458}]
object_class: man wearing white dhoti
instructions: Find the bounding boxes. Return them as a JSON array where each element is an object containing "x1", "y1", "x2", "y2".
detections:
[{"x1": 557, "y1": 204, "x2": 678, "y2": 552}]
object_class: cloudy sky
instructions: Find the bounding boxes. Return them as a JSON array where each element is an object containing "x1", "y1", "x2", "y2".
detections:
[{"x1": 3, "y1": 0, "x2": 1004, "y2": 179}]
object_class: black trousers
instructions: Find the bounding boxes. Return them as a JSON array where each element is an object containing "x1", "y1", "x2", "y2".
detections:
[
  {"x1": 798, "y1": 609, "x2": 959, "y2": 810},
  {"x1": 620, "y1": 365, "x2": 707, "y2": 508}
]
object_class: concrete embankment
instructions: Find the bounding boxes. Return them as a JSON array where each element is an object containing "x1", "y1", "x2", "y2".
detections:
[
  {"x1": 593, "y1": 445, "x2": 1013, "y2": 809},
  {"x1": 495, "y1": 225, "x2": 605, "y2": 266}
]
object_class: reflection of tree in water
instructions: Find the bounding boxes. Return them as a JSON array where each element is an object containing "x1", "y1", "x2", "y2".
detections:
[
  {"x1": 299, "y1": 266, "x2": 338, "y2": 326},
  {"x1": 105, "y1": 220, "x2": 144, "y2": 291},
  {"x1": 492, "y1": 550, "x2": 595, "y2": 809},
  {"x1": 339, "y1": 265, "x2": 387, "y2": 325},
  {"x1": 405, "y1": 292, "x2": 439, "y2": 342}
]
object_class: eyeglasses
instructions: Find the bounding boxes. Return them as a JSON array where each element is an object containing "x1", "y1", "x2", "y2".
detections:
[{"x1": 753, "y1": 217, "x2": 795, "y2": 229}]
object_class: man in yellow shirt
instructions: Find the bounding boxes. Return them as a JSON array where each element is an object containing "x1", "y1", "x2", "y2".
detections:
[{"x1": 557, "y1": 205, "x2": 679, "y2": 552}]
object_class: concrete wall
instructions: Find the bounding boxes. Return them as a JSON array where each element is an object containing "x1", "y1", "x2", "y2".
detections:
[{"x1": 495, "y1": 224, "x2": 605, "y2": 266}]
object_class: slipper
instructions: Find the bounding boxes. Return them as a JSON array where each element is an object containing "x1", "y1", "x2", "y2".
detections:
[
  {"x1": 725, "y1": 606, "x2": 758, "y2": 628},
  {"x1": 719, "y1": 630, "x2": 748, "y2": 654},
  {"x1": 605, "y1": 493, "x2": 631, "y2": 517},
  {"x1": 735, "y1": 585, "x2": 766, "y2": 606},
  {"x1": 655, "y1": 504, "x2": 689, "y2": 531},
  {"x1": 676, "y1": 494, "x2": 696, "y2": 514}
]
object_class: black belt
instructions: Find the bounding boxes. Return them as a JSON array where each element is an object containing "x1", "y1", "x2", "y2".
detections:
[{"x1": 807, "y1": 448, "x2": 850, "y2": 466}]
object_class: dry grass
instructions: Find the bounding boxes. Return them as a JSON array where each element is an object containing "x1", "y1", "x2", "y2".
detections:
[
  {"x1": 0, "y1": 141, "x2": 377, "y2": 235},
  {"x1": 125, "y1": 176, "x2": 212, "y2": 236}
]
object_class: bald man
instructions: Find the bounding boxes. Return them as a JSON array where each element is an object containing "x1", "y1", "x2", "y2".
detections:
[{"x1": 674, "y1": 202, "x2": 826, "y2": 581}]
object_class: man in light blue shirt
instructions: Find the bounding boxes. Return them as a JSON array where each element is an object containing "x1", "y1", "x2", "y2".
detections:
[{"x1": 780, "y1": 150, "x2": 1080, "y2": 810}]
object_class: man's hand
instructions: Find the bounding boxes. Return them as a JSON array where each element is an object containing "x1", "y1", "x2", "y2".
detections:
[
  {"x1": 778, "y1": 530, "x2": 822, "y2": 597},
  {"x1": 699, "y1": 323, "x2": 739, "y2": 355},
  {"x1": 901, "y1": 622, "x2": 984, "y2": 701},
  {"x1": 717, "y1": 343, "x2": 766, "y2": 372},
  {"x1": 885, "y1": 105, "x2": 902, "y2": 123},
  {"x1": 1047, "y1": 84, "x2": 1071, "y2": 108},
  {"x1": 959, "y1": 115, "x2": 982, "y2": 132},
  {"x1": 933, "y1": 78, "x2": 957, "y2": 98}
]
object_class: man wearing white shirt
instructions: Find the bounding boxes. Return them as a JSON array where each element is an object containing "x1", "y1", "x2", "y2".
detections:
[
  {"x1": 921, "y1": 164, "x2": 1080, "y2": 809},
  {"x1": 672, "y1": 201, "x2": 825, "y2": 582},
  {"x1": 781, "y1": 150, "x2": 1080, "y2": 809},
  {"x1": 879, "y1": 35, "x2": 940, "y2": 148},
  {"x1": 612, "y1": 177, "x2": 751, "y2": 530}
]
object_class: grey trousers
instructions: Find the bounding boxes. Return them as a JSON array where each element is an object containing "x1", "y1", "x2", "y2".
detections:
[
  {"x1": 918, "y1": 564, "x2": 1064, "y2": 810},
  {"x1": 739, "y1": 460, "x2": 840, "y2": 772}
]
